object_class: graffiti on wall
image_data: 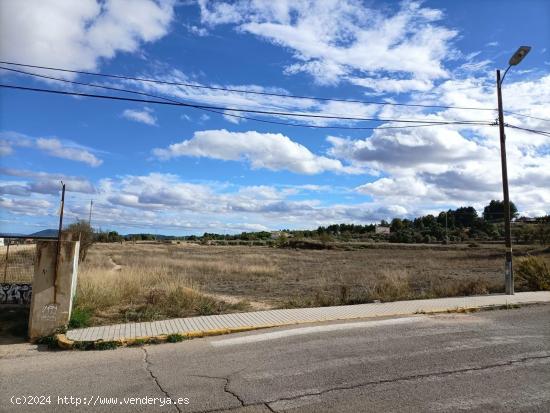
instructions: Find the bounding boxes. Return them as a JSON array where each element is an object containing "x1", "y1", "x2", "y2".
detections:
[
  {"x1": 40, "y1": 303, "x2": 58, "y2": 321},
  {"x1": 0, "y1": 283, "x2": 32, "y2": 305}
]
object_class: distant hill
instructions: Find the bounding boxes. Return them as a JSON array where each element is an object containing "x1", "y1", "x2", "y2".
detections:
[{"x1": 29, "y1": 229, "x2": 58, "y2": 237}]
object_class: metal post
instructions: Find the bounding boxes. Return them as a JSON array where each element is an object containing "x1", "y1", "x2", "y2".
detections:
[
  {"x1": 89, "y1": 200, "x2": 93, "y2": 226},
  {"x1": 496, "y1": 69, "x2": 514, "y2": 295},
  {"x1": 54, "y1": 182, "x2": 66, "y2": 303},
  {"x1": 3, "y1": 239, "x2": 10, "y2": 282}
]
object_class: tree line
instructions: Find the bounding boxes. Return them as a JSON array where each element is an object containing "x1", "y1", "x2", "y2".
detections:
[{"x1": 66, "y1": 199, "x2": 550, "y2": 261}]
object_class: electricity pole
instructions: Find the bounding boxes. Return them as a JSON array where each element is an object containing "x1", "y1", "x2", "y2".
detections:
[
  {"x1": 496, "y1": 69, "x2": 513, "y2": 295},
  {"x1": 496, "y1": 46, "x2": 531, "y2": 295},
  {"x1": 89, "y1": 200, "x2": 93, "y2": 226},
  {"x1": 445, "y1": 211, "x2": 448, "y2": 244}
]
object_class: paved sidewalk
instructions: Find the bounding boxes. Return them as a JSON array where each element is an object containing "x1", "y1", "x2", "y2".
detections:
[{"x1": 66, "y1": 292, "x2": 550, "y2": 343}]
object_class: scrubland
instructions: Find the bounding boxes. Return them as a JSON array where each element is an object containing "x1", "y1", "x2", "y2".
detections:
[{"x1": 71, "y1": 241, "x2": 550, "y2": 326}]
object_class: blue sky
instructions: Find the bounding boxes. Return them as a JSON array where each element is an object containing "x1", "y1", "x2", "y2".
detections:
[{"x1": 1, "y1": 0, "x2": 549, "y2": 235}]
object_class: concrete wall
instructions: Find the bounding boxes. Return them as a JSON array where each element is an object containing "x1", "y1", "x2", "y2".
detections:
[{"x1": 28, "y1": 239, "x2": 80, "y2": 340}]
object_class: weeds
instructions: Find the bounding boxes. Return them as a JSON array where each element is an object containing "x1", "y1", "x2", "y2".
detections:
[
  {"x1": 166, "y1": 333, "x2": 186, "y2": 343},
  {"x1": 515, "y1": 255, "x2": 550, "y2": 291},
  {"x1": 69, "y1": 307, "x2": 92, "y2": 328}
]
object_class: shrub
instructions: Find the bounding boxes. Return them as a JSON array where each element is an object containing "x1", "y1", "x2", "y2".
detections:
[
  {"x1": 64, "y1": 220, "x2": 94, "y2": 262},
  {"x1": 515, "y1": 256, "x2": 550, "y2": 291},
  {"x1": 69, "y1": 307, "x2": 92, "y2": 328}
]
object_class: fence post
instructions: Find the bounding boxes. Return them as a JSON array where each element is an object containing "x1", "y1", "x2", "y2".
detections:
[{"x1": 3, "y1": 239, "x2": 9, "y2": 283}]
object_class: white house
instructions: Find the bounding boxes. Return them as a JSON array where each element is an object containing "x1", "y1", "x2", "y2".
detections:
[{"x1": 375, "y1": 226, "x2": 390, "y2": 235}]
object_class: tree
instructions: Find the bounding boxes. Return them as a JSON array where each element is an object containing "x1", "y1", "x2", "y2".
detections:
[
  {"x1": 64, "y1": 220, "x2": 94, "y2": 262},
  {"x1": 453, "y1": 206, "x2": 478, "y2": 227},
  {"x1": 483, "y1": 200, "x2": 518, "y2": 221}
]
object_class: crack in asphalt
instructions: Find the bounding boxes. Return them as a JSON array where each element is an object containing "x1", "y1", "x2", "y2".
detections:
[
  {"x1": 142, "y1": 347, "x2": 182, "y2": 413},
  {"x1": 263, "y1": 354, "x2": 550, "y2": 408},
  {"x1": 196, "y1": 354, "x2": 550, "y2": 412},
  {"x1": 189, "y1": 374, "x2": 246, "y2": 408}
]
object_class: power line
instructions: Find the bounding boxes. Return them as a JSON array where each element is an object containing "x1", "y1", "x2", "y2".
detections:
[
  {"x1": 0, "y1": 83, "x2": 495, "y2": 127},
  {"x1": 0, "y1": 66, "x2": 494, "y2": 131},
  {"x1": 0, "y1": 60, "x2": 497, "y2": 112},
  {"x1": 505, "y1": 123, "x2": 550, "y2": 137},
  {"x1": 0, "y1": 67, "x2": 450, "y2": 130},
  {"x1": 504, "y1": 110, "x2": 550, "y2": 123}
]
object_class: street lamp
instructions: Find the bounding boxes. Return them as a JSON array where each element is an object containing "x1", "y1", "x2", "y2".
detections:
[{"x1": 496, "y1": 45, "x2": 531, "y2": 295}]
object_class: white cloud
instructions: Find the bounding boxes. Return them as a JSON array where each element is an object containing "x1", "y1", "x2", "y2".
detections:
[
  {"x1": 348, "y1": 77, "x2": 434, "y2": 94},
  {"x1": 311, "y1": 70, "x2": 550, "y2": 216},
  {"x1": 0, "y1": 167, "x2": 96, "y2": 195},
  {"x1": 327, "y1": 127, "x2": 489, "y2": 170},
  {"x1": 122, "y1": 107, "x2": 158, "y2": 126},
  {"x1": 0, "y1": 0, "x2": 175, "y2": 78},
  {"x1": 1, "y1": 131, "x2": 103, "y2": 167},
  {"x1": 198, "y1": 0, "x2": 457, "y2": 92},
  {"x1": 0, "y1": 197, "x2": 53, "y2": 216},
  {"x1": 184, "y1": 23, "x2": 209, "y2": 36},
  {"x1": 36, "y1": 138, "x2": 103, "y2": 167},
  {"x1": 153, "y1": 129, "x2": 363, "y2": 174},
  {"x1": 0, "y1": 143, "x2": 13, "y2": 157}
]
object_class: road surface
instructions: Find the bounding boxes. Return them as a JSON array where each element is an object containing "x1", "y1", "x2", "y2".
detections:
[{"x1": 1, "y1": 305, "x2": 549, "y2": 412}]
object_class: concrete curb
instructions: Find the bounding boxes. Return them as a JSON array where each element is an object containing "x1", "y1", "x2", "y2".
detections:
[
  {"x1": 55, "y1": 325, "x2": 275, "y2": 350},
  {"x1": 56, "y1": 298, "x2": 548, "y2": 350}
]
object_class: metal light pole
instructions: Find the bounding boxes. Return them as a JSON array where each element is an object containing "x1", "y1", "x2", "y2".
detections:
[{"x1": 496, "y1": 45, "x2": 531, "y2": 295}]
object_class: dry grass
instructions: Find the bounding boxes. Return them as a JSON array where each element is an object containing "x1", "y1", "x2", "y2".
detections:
[
  {"x1": 1, "y1": 244, "x2": 35, "y2": 283},
  {"x1": 74, "y1": 242, "x2": 550, "y2": 326},
  {"x1": 75, "y1": 244, "x2": 252, "y2": 325}
]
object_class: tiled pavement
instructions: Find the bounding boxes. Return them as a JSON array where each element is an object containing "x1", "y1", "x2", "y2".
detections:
[{"x1": 66, "y1": 291, "x2": 550, "y2": 342}]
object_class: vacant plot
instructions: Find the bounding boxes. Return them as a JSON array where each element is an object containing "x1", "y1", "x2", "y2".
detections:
[
  {"x1": 1, "y1": 244, "x2": 35, "y2": 283},
  {"x1": 75, "y1": 242, "x2": 550, "y2": 326}
]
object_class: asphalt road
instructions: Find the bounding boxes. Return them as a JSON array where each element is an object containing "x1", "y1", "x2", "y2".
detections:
[{"x1": 1, "y1": 305, "x2": 549, "y2": 412}]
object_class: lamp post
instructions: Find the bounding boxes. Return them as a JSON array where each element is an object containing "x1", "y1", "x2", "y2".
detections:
[{"x1": 496, "y1": 45, "x2": 531, "y2": 295}]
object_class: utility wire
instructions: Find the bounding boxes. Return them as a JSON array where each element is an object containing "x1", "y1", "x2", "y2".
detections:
[
  {"x1": 0, "y1": 66, "x2": 490, "y2": 131},
  {"x1": 3, "y1": 61, "x2": 545, "y2": 125},
  {"x1": 504, "y1": 111, "x2": 550, "y2": 124},
  {"x1": 0, "y1": 60, "x2": 498, "y2": 112},
  {"x1": 0, "y1": 83, "x2": 495, "y2": 127},
  {"x1": 505, "y1": 123, "x2": 550, "y2": 137}
]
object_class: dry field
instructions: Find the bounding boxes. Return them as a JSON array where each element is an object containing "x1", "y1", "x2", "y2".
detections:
[
  {"x1": 74, "y1": 241, "x2": 550, "y2": 326},
  {"x1": 1, "y1": 244, "x2": 35, "y2": 283}
]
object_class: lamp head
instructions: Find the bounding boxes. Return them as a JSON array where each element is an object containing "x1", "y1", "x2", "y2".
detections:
[{"x1": 509, "y1": 46, "x2": 531, "y2": 66}]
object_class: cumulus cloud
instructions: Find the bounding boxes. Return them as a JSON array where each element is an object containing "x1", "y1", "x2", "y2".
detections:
[
  {"x1": 122, "y1": 107, "x2": 158, "y2": 126},
  {"x1": 327, "y1": 127, "x2": 489, "y2": 169},
  {"x1": 35, "y1": 138, "x2": 103, "y2": 167},
  {"x1": 153, "y1": 129, "x2": 363, "y2": 174},
  {"x1": 0, "y1": 169, "x2": 417, "y2": 232},
  {"x1": 0, "y1": 0, "x2": 175, "y2": 78}
]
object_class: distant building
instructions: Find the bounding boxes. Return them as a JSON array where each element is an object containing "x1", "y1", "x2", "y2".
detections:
[
  {"x1": 0, "y1": 238, "x2": 4, "y2": 247},
  {"x1": 515, "y1": 217, "x2": 538, "y2": 224},
  {"x1": 270, "y1": 231, "x2": 292, "y2": 239},
  {"x1": 375, "y1": 225, "x2": 390, "y2": 235}
]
